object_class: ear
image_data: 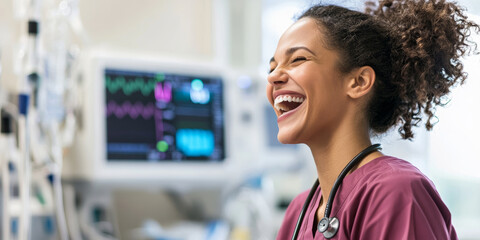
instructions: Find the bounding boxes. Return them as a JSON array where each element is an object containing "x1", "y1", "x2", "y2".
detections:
[{"x1": 345, "y1": 66, "x2": 376, "y2": 99}]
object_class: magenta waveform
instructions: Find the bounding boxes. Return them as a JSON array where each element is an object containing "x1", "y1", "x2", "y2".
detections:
[
  {"x1": 106, "y1": 101, "x2": 156, "y2": 119},
  {"x1": 155, "y1": 82, "x2": 172, "y2": 102}
]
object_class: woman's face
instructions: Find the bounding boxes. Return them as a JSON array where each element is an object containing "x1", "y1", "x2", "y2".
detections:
[{"x1": 267, "y1": 17, "x2": 350, "y2": 144}]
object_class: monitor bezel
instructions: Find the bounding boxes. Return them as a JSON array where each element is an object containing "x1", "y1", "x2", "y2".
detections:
[{"x1": 65, "y1": 54, "x2": 236, "y2": 183}]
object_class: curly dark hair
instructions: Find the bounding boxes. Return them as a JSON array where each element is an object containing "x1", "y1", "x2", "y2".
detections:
[{"x1": 299, "y1": 0, "x2": 479, "y2": 139}]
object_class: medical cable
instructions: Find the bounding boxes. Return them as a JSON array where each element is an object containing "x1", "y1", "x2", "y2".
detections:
[
  {"x1": 18, "y1": 93, "x2": 31, "y2": 240},
  {"x1": 2, "y1": 110, "x2": 14, "y2": 240},
  {"x1": 17, "y1": 18, "x2": 40, "y2": 240}
]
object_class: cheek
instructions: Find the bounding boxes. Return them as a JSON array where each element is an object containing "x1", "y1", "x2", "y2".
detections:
[
  {"x1": 305, "y1": 75, "x2": 345, "y2": 115},
  {"x1": 307, "y1": 71, "x2": 343, "y2": 97},
  {"x1": 292, "y1": 67, "x2": 319, "y2": 88}
]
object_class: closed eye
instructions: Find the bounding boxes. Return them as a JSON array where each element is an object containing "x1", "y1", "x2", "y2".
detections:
[
  {"x1": 268, "y1": 56, "x2": 306, "y2": 73},
  {"x1": 292, "y1": 57, "x2": 306, "y2": 63}
]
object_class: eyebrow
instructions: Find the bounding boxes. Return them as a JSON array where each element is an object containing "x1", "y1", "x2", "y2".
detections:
[{"x1": 269, "y1": 46, "x2": 316, "y2": 63}]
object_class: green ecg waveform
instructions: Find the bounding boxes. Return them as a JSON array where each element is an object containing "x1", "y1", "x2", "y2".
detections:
[{"x1": 106, "y1": 75, "x2": 161, "y2": 96}]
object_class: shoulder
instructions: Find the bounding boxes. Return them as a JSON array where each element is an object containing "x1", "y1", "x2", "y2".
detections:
[
  {"x1": 275, "y1": 189, "x2": 310, "y2": 239},
  {"x1": 358, "y1": 156, "x2": 443, "y2": 203},
  {"x1": 348, "y1": 156, "x2": 457, "y2": 239},
  {"x1": 355, "y1": 156, "x2": 444, "y2": 212}
]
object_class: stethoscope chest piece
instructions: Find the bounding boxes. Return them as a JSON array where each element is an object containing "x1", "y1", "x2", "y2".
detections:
[{"x1": 318, "y1": 217, "x2": 339, "y2": 239}]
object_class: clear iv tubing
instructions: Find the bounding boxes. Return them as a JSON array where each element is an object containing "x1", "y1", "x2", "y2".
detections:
[
  {"x1": 50, "y1": 140, "x2": 70, "y2": 240},
  {"x1": 18, "y1": 93, "x2": 32, "y2": 240},
  {"x1": 53, "y1": 173, "x2": 70, "y2": 240}
]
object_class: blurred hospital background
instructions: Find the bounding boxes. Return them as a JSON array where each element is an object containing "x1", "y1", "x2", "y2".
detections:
[{"x1": 0, "y1": 0, "x2": 479, "y2": 239}]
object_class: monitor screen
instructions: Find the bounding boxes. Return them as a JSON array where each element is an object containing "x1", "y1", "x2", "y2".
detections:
[{"x1": 105, "y1": 68, "x2": 225, "y2": 162}]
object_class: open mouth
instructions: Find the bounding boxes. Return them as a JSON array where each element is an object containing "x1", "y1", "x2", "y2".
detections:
[{"x1": 274, "y1": 95, "x2": 305, "y2": 116}]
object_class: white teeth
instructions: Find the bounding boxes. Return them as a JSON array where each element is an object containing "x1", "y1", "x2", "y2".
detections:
[{"x1": 274, "y1": 95, "x2": 305, "y2": 112}]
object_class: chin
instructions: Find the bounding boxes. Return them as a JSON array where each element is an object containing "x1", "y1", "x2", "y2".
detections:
[{"x1": 277, "y1": 131, "x2": 302, "y2": 145}]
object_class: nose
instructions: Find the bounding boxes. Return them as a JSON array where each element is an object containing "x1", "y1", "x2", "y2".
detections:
[{"x1": 267, "y1": 68, "x2": 288, "y2": 85}]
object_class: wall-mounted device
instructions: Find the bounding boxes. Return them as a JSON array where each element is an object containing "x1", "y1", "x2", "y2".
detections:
[{"x1": 63, "y1": 54, "x2": 233, "y2": 183}]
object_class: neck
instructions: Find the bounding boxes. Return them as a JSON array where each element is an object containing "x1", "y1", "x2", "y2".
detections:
[{"x1": 307, "y1": 121, "x2": 383, "y2": 212}]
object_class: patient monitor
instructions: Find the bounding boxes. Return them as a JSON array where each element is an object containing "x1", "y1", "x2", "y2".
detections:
[{"x1": 63, "y1": 55, "x2": 231, "y2": 183}]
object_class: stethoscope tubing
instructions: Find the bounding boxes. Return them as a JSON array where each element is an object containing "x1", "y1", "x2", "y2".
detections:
[
  {"x1": 291, "y1": 144, "x2": 382, "y2": 240},
  {"x1": 291, "y1": 179, "x2": 319, "y2": 240}
]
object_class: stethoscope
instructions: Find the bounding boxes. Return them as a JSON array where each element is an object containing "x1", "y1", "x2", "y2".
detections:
[{"x1": 291, "y1": 144, "x2": 382, "y2": 239}]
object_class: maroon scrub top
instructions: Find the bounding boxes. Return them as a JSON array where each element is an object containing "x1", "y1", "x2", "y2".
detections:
[{"x1": 276, "y1": 156, "x2": 457, "y2": 240}]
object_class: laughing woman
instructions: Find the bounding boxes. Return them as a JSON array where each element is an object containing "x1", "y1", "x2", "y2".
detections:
[{"x1": 266, "y1": 0, "x2": 479, "y2": 239}]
